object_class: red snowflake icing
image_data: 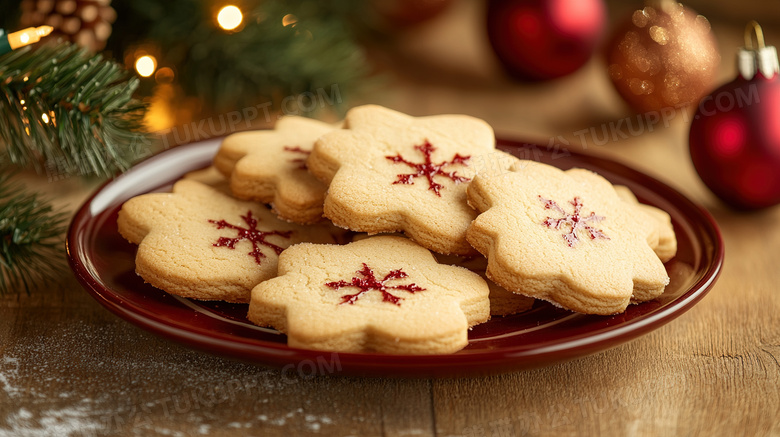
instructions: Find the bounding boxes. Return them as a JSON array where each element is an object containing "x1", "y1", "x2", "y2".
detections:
[
  {"x1": 386, "y1": 140, "x2": 471, "y2": 196},
  {"x1": 539, "y1": 196, "x2": 610, "y2": 247},
  {"x1": 283, "y1": 146, "x2": 310, "y2": 170},
  {"x1": 208, "y1": 210, "x2": 292, "y2": 264},
  {"x1": 325, "y1": 263, "x2": 425, "y2": 306}
]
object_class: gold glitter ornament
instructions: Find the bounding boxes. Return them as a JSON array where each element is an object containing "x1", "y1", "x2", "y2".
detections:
[{"x1": 605, "y1": 1, "x2": 719, "y2": 113}]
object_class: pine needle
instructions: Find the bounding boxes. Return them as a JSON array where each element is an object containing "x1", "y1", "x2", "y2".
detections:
[
  {"x1": 0, "y1": 41, "x2": 151, "y2": 179},
  {"x1": 0, "y1": 174, "x2": 67, "y2": 295}
]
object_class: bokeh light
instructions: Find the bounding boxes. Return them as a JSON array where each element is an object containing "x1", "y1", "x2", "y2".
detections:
[
  {"x1": 282, "y1": 14, "x2": 298, "y2": 27},
  {"x1": 135, "y1": 55, "x2": 157, "y2": 78},
  {"x1": 217, "y1": 5, "x2": 243, "y2": 30}
]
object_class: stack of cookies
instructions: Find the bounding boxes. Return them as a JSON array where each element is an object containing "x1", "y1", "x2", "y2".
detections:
[{"x1": 118, "y1": 105, "x2": 676, "y2": 354}]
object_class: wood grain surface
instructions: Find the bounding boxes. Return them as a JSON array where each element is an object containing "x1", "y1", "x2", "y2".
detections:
[{"x1": 2, "y1": 1, "x2": 779, "y2": 436}]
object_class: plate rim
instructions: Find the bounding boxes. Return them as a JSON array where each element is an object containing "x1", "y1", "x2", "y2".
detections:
[{"x1": 66, "y1": 137, "x2": 724, "y2": 377}]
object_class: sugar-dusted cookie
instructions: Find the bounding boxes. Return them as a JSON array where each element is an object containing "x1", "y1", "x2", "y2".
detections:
[
  {"x1": 117, "y1": 180, "x2": 343, "y2": 303},
  {"x1": 213, "y1": 117, "x2": 339, "y2": 224},
  {"x1": 248, "y1": 235, "x2": 491, "y2": 354},
  {"x1": 436, "y1": 254, "x2": 535, "y2": 316},
  {"x1": 466, "y1": 161, "x2": 670, "y2": 315},
  {"x1": 307, "y1": 104, "x2": 510, "y2": 255},
  {"x1": 614, "y1": 185, "x2": 677, "y2": 262}
]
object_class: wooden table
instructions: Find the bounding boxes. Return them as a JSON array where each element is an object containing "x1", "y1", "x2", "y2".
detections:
[{"x1": 2, "y1": 1, "x2": 779, "y2": 435}]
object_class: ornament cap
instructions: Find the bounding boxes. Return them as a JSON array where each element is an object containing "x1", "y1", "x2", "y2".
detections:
[
  {"x1": 756, "y1": 46, "x2": 780, "y2": 79},
  {"x1": 738, "y1": 21, "x2": 779, "y2": 80},
  {"x1": 737, "y1": 49, "x2": 757, "y2": 79}
]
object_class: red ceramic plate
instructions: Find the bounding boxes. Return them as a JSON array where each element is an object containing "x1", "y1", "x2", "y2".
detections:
[{"x1": 67, "y1": 138, "x2": 724, "y2": 377}]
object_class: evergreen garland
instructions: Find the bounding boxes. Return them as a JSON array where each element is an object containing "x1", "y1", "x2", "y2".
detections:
[
  {"x1": 0, "y1": 173, "x2": 67, "y2": 295},
  {"x1": 0, "y1": 41, "x2": 150, "y2": 178},
  {"x1": 0, "y1": 40, "x2": 150, "y2": 295}
]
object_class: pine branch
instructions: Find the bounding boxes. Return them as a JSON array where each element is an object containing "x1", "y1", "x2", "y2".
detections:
[
  {"x1": 0, "y1": 173, "x2": 67, "y2": 295},
  {"x1": 0, "y1": 41, "x2": 152, "y2": 178}
]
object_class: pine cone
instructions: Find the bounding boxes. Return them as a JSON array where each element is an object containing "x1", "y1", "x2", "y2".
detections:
[{"x1": 20, "y1": 0, "x2": 116, "y2": 51}]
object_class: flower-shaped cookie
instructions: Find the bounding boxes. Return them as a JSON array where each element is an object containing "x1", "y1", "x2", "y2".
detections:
[
  {"x1": 307, "y1": 105, "x2": 501, "y2": 255},
  {"x1": 466, "y1": 161, "x2": 670, "y2": 315},
  {"x1": 248, "y1": 236, "x2": 491, "y2": 354},
  {"x1": 213, "y1": 117, "x2": 339, "y2": 223},
  {"x1": 117, "y1": 180, "x2": 344, "y2": 303},
  {"x1": 614, "y1": 185, "x2": 677, "y2": 262}
]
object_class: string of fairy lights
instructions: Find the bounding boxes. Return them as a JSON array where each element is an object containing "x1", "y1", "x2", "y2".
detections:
[{"x1": 0, "y1": 25, "x2": 53, "y2": 55}]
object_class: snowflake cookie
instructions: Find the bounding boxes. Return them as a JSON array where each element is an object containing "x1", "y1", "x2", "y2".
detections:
[
  {"x1": 307, "y1": 105, "x2": 508, "y2": 255},
  {"x1": 213, "y1": 116, "x2": 339, "y2": 224},
  {"x1": 613, "y1": 185, "x2": 677, "y2": 262},
  {"x1": 117, "y1": 180, "x2": 344, "y2": 303},
  {"x1": 466, "y1": 161, "x2": 670, "y2": 315},
  {"x1": 247, "y1": 235, "x2": 491, "y2": 354}
]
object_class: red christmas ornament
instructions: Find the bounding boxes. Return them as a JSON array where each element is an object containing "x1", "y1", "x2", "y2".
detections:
[
  {"x1": 689, "y1": 22, "x2": 780, "y2": 210},
  {"x1": 486, "y1": 0, "x2": 607, "y2": 81}
]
